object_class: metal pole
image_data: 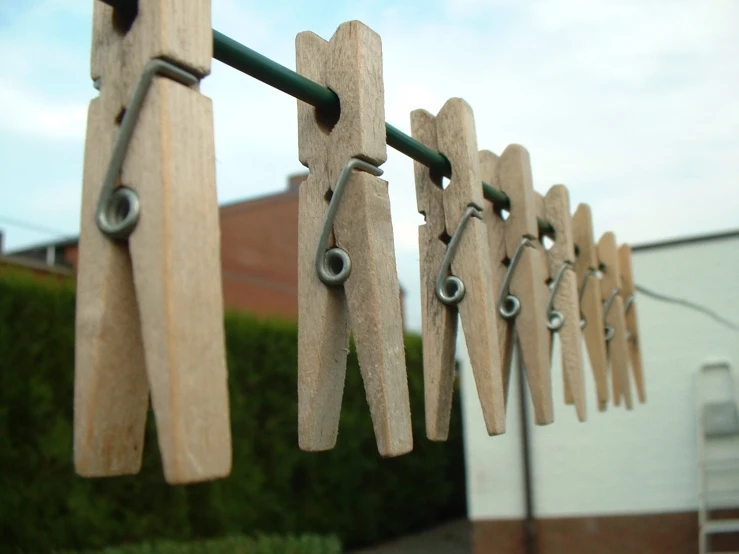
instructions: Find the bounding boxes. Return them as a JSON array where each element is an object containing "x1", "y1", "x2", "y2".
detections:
[{"x1": 517, "y1": 344, "x2": 538, "y2": 554}]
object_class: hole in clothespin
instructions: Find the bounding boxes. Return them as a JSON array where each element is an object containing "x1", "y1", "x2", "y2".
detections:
[
  {"x1": 314, "y1": 90, "x2": 340, "y2": 134},
  {"x1": 542, "y1": 235, "x2": 555, "y2": 250},
  {"x1": 112, "y1": 0, "x2": 138, "y2": 35},
  {"x1": 574, "y1": 244, "x2": 580, "y2": 258},
  {"x1": 324, "y1": 188, "x2": 333, "y2": 202},
  {"x1": 499, "y1": 208, "x2": 510, "y2": 221},
  {"x1": 429, "y1": 166, "x2": 446, "y2": 189},
  {"x1": 438, "y1": 230, "x2": 451, "y2": 245},
  {"x1": 115, "y1": 107, "x2": 126, "y2": 126}
]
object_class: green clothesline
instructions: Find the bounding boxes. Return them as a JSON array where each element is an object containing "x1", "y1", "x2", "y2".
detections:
[{"x1": 98, "y1": 0, "x2": 555, "y2": 236}]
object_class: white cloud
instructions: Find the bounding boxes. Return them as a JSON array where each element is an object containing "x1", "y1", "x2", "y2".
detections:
[
  {"x1": 2, "y1": 0, "x2": 738, "y2": 332},
  {"x1": 370, "y1": 0, "x2": 739, "y2": 329},
  {"x1": 0, "y1": 81, "x2": 87, "y2": 141}
]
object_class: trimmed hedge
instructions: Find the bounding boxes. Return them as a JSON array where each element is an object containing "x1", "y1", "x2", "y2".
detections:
[
  {"x1": 0, "y1": 270, "x2": 465, "y2": 553},
  {"x1": 56, "y1": 534, "x2": 341, "y2": 554}
]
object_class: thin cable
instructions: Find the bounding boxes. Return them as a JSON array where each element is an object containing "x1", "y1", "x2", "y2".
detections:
[
  {"x1": 636, "y1": 284, "x2": 739, "y2": 332},
  {"x1": 97, "y1": 0, "x2": 555, "y2": 236},
  {"x1": 0, "y1": 215, "x2": 75, "y2": 240}
]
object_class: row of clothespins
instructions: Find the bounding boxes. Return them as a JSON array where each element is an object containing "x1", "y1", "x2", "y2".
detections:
[
  {"x1": 294, "y1": 21, "x2": 645, "y2": 461},
  {"x1": 73, "y1": 3, "x2": 643, "y2": 487}
]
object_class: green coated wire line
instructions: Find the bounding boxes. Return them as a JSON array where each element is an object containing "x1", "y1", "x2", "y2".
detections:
[{"x1": 99, "y1": 0, "x2": 554, "y2": 235}]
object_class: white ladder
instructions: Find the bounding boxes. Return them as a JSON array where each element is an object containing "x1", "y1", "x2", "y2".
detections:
[{"x1": 697, "y1": 361, "x2": 739, "y2": 554}]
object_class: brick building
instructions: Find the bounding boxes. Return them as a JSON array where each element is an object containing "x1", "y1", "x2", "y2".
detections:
[{"x1": 1, "y1": 173, "x2": 406, "y2": 324}]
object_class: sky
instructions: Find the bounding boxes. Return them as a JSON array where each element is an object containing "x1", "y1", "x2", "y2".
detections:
[{"x1": 0, "y1": 0, "x2": 737, "y2": 332}]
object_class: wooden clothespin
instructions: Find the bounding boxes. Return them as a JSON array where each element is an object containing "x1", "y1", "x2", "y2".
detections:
[
  {"x1": 412, "y1": 99, "x2": 505, "y2": 440},
  {"x1": 535, "y1": 187, "x2": 586, "y2": 421},
  {"x1": 597, "y1": 232, "x2": 633, "y2": 409},
  {"x1": 483, "y1": 145, "x2": 553, "y2": 425},
  {"x1": 618, "y1": 244, "x2": 646, "y2": 403},
  {"x1": 75, "y1": 0, "x2": 231, "y2": 484},
  {"x1": 572, "y1": 204, "x2": 609, "y2": 410},
  {"x1": 295, "y1": 21, "x2": 412, "y2": 456},
  {"x1": 479, "y1": 151, "x2": 514, "y2": 405}
]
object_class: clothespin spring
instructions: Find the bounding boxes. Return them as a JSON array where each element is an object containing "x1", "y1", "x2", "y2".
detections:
[
  {"x1": 497, "y1": 237, "x2": 535, "y2": 320},
  {"x1": 315, "y1": 157, "x2": 384, "y2": 287},
  {"x1": 578, "y1": 268, "x2": 600, "y2": 330},
  {"x1": 623, "y1": 294, "x2": 635, "y2": 339},
  {"x1": 95, "y1": 59, "x2": 199, "y2": 241},
  {"x1": 435, "y1": 205, "x2": 483, "y2": 305},
  {"x1": 602, "y1": 288, "x2": 619, "y2": 342},
  {"x1": 545, "y1": 261, "x2": 572, "y2": 332}
]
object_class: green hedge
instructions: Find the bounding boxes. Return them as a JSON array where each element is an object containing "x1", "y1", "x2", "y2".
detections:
[
  {"x1": 56, "y1": 534, "x2": 341, "y2": 554},
  {"x1": 0, "y1": 271, "x2": 465, "y2": 553}
]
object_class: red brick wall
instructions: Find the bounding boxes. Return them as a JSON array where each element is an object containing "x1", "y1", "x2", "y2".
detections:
[
  {"x1": 34, "y1": 172, "x2": 406, "y2": 325},
  {"x1": 64, "y1": 244, "x2": 79, "y2": 270},
  {"x1": 219, "y1": 191, "x2": 299, "y2": 320},
  {"x1": 471, "y1": 512, "x2": 739, "y2": 554},
  {"x1": 58, "y1": 189, "x2": 302, "y2": 321}
]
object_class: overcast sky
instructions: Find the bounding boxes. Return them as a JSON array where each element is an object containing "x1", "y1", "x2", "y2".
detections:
[{"x1": 1, "y1": 0, "x2": 737, "y2": 332}]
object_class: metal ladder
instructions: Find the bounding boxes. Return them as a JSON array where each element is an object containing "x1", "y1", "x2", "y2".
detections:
[{"x1": 697, "y1": 361, "x2": 739, "y2": 554}]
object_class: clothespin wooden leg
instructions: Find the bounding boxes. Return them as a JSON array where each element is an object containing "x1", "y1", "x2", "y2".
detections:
[
  {"x1": 75, "y1": 0, "x2": 231, "y2": 484},
  {"x1": 479, "y1": 151, "x2": 515, "y2": 405},
  {"x1": 536, "y1": 186, "x2": 587, "y2": 421},
  {"x1": 412, "y1": 110, "x2": 459, "y2": 441},
  {"x1": 492, "y1": 145, "x2": 553, "y2": 425},
  {"x1": 296, "y1": 22, "x2": 412, "y2": 457},
  {"x1": 75, "y1": 100, "x2": 149, "y2": 476},
  {"x1": 295, "y1": 31, "x2": 351, "y2": 452},
  {"x1": 412, "y1": 99, "x2": 506, "y2": 437},
  {"x1": 618, "y1": 244, "x2": 646, "y2": 403},
  {"x1": 597, "y1": 232, "x2": 633, "y2": 410},
  {"x1": 572, "y1": 204, "x2": 609, "y2": 411}
]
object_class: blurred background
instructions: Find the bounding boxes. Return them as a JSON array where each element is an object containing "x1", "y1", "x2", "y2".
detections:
[{"x1": 1, "y1": 1, "x2": 738, "y2": 553}]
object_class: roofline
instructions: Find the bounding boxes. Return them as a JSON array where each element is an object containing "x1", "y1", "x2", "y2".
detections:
[
  {"x1": 219, "y1": 188, "x2": 298, "y2": 213},
  {"x1": 6, "y1": 236, "x2": 79, "y2": 255},
  {"x1": 632, "y1": 228, "x2": 739, "y2": 253},
  {"x1": 5, "y1": 190, "x2": 299, "y2": 255}
]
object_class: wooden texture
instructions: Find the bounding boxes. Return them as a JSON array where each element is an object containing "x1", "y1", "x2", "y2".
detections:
[
  {"x1": 75, "y1": 99, "x2": 149, "y2": 477},
  {"x1": 494, "y1": 145, "x2": 553, "y2": 425},
  {"x1": 572, "y1": 204, "x2": 609, "y2": 410},
  {"x1": 479, "y1": 150, "x2": 514, "y2": 405},
  {"x1": 75, "y1": 0, "x2": 231, "y2": 484},
  {"x1": 438, "y1": 99, "x2": 505, "y2": 436},
  {"x1": 295, "y1": 31, "x2": 350, "y2": 453},
  {"x1": 539, "y1": 186, "x2": 586, "y2": 421},
  {"x1": 411, "y1": 109, "x2": 458, "y2": 441},
  {"x1": 619, "y1": 244, "x2": 646, "y2": 403},
  {"x1": 296, "y1": 22, "x2": 412, "y2": 457},
  {"x1": 597, "y1": 232, "x2": 633, "y2": 410},
  {"x1": 411, "y1": 100, "x2": 505, "y2": 437},
  {"x1": 91, "y1": 1, "x2": 212, "y2": 84}
]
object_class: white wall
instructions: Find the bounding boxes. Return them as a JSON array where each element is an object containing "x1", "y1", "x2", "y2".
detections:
[{"x1": 460, "y1": 233, "x2": 739, "y2": 520}]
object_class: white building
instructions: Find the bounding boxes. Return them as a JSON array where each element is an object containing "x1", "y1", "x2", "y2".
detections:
[{"x1": 459, "y1": 229, "x2": 739, "y2": 554}]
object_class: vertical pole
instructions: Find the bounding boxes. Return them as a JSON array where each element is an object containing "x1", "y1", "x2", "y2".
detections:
[{"x1": 517, "y1": 345, "x2": 538, "y2": 554}]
